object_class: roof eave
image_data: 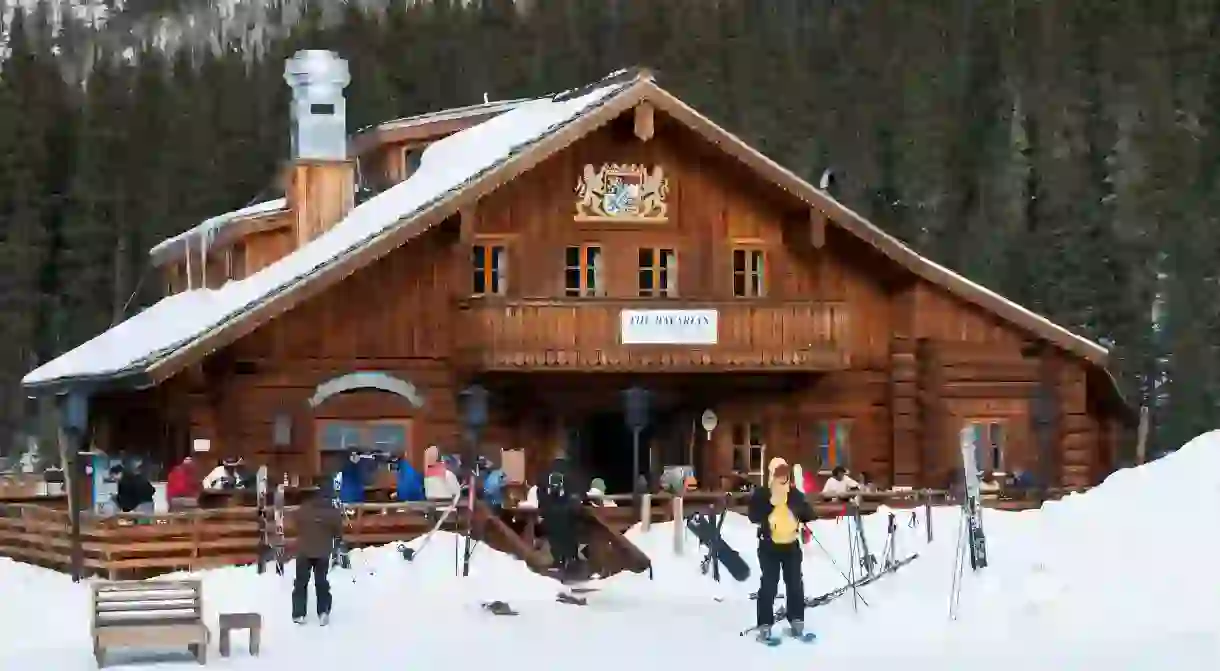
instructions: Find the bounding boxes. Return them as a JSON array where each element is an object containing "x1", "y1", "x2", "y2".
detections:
[{"x1": 22, "y1": 368, "x2": 158, "y2": 397}]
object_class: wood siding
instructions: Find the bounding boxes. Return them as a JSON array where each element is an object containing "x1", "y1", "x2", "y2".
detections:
[{"x1": 94, "y1": 105, "x2": 1123, "y2": 491}]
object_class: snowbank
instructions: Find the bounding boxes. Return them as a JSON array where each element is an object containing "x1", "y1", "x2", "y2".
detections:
[{"x1": 2, "y1": 433, "x2": 1219, "y2": 669}]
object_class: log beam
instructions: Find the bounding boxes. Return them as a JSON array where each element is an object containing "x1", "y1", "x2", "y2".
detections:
[
  {"x1": 810, "y1": 209, "x2": 826, "y2": 248},
  {"x1": 633, "y1": 101, "x2": 655, "y2": 142},
  {"x1": 459, "y1": 203, "x2": 477, "y2": 244}
]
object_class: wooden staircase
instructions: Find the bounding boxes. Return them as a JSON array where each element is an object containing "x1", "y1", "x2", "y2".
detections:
[{"x1": 469, "y1": 502, "x2": 652, "y2": 581}]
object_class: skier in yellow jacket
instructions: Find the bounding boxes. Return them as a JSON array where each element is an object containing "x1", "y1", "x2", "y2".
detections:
[{"x1": 747, "y1": 457, "x2": 815, "y2": 643}]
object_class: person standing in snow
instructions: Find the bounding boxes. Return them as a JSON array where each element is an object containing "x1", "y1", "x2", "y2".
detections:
[
  {"x1": 292, "y1": 479, "x2": 345, "y2": 625},
  {"x1": 748, "y1": 457, "x2": 815, "y2": 643},
  {"x1": 539, "y1": 455, "x2": 588, "y2": 578}
]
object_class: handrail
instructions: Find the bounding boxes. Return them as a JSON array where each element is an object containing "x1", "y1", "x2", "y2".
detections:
[{"x1": 0, "y1": 487, "x2": 1088, "y2": 579}]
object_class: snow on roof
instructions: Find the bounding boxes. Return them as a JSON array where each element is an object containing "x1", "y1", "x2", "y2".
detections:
[
  {"x1": 362, "y1": 98, "x2": 532, "y2": 134},
  {"x1": 148, "y1": 197, "x2": 289, "y2": 258},
  {"x1": 23, "y1": 78, "x2": 633, "y2": 388}
]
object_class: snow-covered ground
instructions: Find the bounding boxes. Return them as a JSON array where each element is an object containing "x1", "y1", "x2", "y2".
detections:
[{"x1": 4, "y1": 433, "x2": 1220, "y2": 670}]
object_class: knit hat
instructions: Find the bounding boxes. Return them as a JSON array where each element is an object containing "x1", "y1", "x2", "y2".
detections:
[
  {"x1": 590, "y1": 478, "x2": 607, "y2": 493},
  {"x1": 768, "y1": 457, "x2": 790, "y2": 484}
]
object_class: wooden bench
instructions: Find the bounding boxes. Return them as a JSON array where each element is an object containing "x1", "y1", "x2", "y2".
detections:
[{"x1": 91, "y1": 579, "x2": 210, "y2": 667}]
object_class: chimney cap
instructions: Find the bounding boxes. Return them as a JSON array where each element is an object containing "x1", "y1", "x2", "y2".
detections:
[{"x1": 284, "y1": 50, "x2": 350, "y2": 89}]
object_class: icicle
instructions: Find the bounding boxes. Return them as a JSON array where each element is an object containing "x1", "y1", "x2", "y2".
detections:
[{"x1": 185, "y1": 236, "x2": 193, "y2": 290}]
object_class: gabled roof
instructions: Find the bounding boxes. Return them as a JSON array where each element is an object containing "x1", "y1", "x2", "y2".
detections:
[
  {"x1": 23, "y1": 68, "x2": 1109, "y2": 393},
  {"x1": 349, "y1": 97, "x2": 532, "y2": 155}
]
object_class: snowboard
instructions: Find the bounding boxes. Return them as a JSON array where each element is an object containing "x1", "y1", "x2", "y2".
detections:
[{"x1": 686, "y1": 512, "x2": 750, "y2": 582}]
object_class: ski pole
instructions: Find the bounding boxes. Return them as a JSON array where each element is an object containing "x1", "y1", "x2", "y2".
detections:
[{"x1": 810, "y1": 528, "x2": 870, "y2": 607}]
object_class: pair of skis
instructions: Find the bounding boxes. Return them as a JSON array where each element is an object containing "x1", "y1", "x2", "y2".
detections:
[
  {"x1": 740, "y1": 552, "x2": 920, "y2": 638},
  {"x1": 256, "y1": 466, "x2": 287, "y2": 576},
  {"x1": 753, "y1": 626, "x2": 817, "y2": 647}
]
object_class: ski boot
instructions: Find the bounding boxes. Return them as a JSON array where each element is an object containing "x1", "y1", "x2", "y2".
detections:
[
  {"x1": 754, "y1": 624, "x2": 781, "y2": 647},
  {"x1": 319, "y1": 612, "x2": 330, "y2": 627},
  {"x1": 787, "y1": 620, "x2": 816, "y2": 643},
  {"x1": 292, "y1": 616, "x2": 306, "y2": 625}
]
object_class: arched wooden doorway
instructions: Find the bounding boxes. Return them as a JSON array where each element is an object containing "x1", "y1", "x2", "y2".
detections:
[{"x1": 307, "y1": 372, "x2": 426, "y2": 479}]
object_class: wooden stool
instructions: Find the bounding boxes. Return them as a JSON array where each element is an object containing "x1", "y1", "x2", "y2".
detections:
[{"x1": 218, "y1": 612, "x2": 261, "y2": 658}]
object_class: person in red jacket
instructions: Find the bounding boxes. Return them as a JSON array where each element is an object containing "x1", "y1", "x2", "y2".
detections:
[{"x1": 166, "y1": 456, "x2": 201, "y2": 510}]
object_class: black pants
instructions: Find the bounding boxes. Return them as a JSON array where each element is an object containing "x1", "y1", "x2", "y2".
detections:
[
  {"x1": 292, "y1": 556, "x2": 332, "y2": 618},
  {"x1": 545, "y1": 513, "x2": 578, "y2": 569},
  {"x1": 756, "y1": 541, "x2": 804, "y2": 627}
]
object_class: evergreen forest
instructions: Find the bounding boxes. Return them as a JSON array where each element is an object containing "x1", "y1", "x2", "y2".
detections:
[{"x1": 1, "y1": 0, "x2": 1217, "y2": 458}]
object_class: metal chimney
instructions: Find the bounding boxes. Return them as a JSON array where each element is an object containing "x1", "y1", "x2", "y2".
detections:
[{"x1": 284, "y1": 50, "x2": 350, "y2": 161}]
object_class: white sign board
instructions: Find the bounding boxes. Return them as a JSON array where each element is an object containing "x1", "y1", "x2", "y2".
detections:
[
  {"x1": 620, "y1": 309, "x2": 718, "y2": 345},
  {"x1": 192, "y1": 438, "x2": 212, "y2": 453}
]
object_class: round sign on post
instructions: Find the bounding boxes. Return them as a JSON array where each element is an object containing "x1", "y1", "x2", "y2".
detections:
[{"x1": 700, "y1": 409, "x2": 718, "y2": 440}]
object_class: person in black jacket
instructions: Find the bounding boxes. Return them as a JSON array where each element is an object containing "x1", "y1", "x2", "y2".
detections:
[
  {"x1": 747, "y1": 457, "x2": 815, "y2": 643},
  {"x1": 111, "y1": 464, "x2": 156, "y2": 516},
  {"x1": 538, "y1": 455, "x2": 588, "y2": 579}
]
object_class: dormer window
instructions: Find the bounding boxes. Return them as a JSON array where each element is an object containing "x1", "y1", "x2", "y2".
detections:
[
  {"x1": 310, "y1": 103, "x2": 335, "y2": 115},
  {"x1": 403, "y1": 148, "x2": 424, "y2": 179},
  {"x1": 227, "y1": 243, "x2": 247, "y2": 282}
]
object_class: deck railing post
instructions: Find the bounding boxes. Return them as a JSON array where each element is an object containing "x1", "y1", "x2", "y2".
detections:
[
  {"x1": 924, "y1": 489, "x2": 933, "y2": 544},
  {"x1": 672, "y1": 495, "x2": 684, "y2": 555},
  {"x1": 640, "y1": 494, "x2": 652, "y2": 532}
]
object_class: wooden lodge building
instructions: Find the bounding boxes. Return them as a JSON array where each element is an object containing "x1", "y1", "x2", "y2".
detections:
[{"x1": 23, "y1": 52, "x2": 1131, "y2": 503}]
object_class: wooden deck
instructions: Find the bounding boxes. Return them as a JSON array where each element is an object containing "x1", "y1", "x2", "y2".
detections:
[{"x1": 0, "y1": 488, "x2": 1084, "y2": 579}]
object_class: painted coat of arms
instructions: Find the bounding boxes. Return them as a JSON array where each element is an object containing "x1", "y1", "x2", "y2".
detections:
[{"x1": 575, "y1": 163, "x2": 669, "y2": 221}]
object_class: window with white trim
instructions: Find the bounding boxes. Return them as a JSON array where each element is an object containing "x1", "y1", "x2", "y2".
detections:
[{"x1": 731, "y1": 422, "x2": 766, "y2": 485}]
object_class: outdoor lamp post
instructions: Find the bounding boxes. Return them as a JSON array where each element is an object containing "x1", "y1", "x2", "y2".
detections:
[
  {"x1": 60, "y1": 391, "x2": 89, "y2": 583},
  {"x1": 458, "y1": 384, "x2": 489, "y2": 577},
  {"x1": 622, "y1": 386, "x2": 651, "y2": 509}
]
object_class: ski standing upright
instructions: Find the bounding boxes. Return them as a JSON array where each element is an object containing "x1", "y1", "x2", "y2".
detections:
[
  {"x1": 256, "y1": 466, "x2": 269, "y2": 574},
  {"x1": 949, "y1": 426, "x2": 988, "y2": 619},
  {"x1": 273, "y1": 477, "x2": 287, "y2": 575}
]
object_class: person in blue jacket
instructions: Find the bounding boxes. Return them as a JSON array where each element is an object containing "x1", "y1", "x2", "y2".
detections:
[
  {"x1": 338, "y1": 450, "x2": 369, "y2": 504},
  {"x1": 478, "y1": 456, "x2": 507, "y2": 509},
  {"x1": 395, "y1": 456, "x2": 424, "y2": 502}
]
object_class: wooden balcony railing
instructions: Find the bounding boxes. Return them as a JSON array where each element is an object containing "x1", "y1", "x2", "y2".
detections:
[{"x1": 456, "y1": 298, "x2": 850, "y2": 371}]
